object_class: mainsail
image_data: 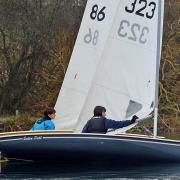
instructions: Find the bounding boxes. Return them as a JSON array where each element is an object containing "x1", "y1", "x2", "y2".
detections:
[
  {"x1": 55, "y1": 0, "x2": 120, "y2": 130},
  {"x1": 76, "y1": 0, "x2": 164, "y2": 132},
  {"x1": 55, "y1": 0, "x2": 164, "y2": 132}
]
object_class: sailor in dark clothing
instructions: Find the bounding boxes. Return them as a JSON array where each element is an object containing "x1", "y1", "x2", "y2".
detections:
[{"x1": 82, "y1": 106, "x2": 138, "y2": 134}]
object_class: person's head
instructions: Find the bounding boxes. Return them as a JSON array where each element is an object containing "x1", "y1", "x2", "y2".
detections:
[
  {"x1": 43, "y1": 107, "x2": 56, "y2": 120},
  {"x1": 93, "y1": 106, "x2": 106, "y2": 117}
]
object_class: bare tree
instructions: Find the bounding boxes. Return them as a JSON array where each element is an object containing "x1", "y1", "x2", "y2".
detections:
[
  {"x1": 159, "y1": 0, "x2": 180, "y2": 126},
  {"x1": 0, "y1": 0, "x2": 86, "y2": 114}
]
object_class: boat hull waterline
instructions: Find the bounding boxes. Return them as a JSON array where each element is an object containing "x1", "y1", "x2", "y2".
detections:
[{"x1": 0, "y1": 131, "x2": 180, "y2": 163}]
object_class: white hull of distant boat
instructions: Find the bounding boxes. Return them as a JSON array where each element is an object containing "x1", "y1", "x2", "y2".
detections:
[{"x1": 0, "y1": 131, "x2": 180, "y2": 163}]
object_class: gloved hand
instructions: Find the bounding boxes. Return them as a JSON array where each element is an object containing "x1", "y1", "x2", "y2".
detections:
[{"x1": 131, "y1": 115, "x2": 139, "y2": 124}]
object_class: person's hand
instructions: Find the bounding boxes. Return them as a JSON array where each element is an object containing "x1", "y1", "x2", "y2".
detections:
[{"x1": 131, "y1": 115, "x2": 139, "y2": 124}]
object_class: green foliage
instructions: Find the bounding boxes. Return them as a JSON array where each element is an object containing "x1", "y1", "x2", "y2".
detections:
[{"x1": 1, "y1": 114, "x2": 35, "y2": 132}]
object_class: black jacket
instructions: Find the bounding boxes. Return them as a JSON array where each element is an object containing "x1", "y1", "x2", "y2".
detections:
[{"x1": 82, "y1": 117, "x2": 132, "y2": 134}]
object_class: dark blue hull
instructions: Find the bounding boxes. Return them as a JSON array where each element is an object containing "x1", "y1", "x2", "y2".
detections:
[{"x1": 0, "y1": 131, "x2": 180, "y2": 163}]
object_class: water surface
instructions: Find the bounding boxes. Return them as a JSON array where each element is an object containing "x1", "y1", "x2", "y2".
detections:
[{"x1": 1, "y1": 161, "x2": 180, "y2": 179}]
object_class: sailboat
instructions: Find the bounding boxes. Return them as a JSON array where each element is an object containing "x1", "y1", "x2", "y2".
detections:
[{"x1": 0, "y1": 0, "x2": 180, "y2": 163}]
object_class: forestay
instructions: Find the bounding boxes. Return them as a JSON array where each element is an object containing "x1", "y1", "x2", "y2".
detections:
[
  {"x1": 55, "y1": 0, "x2": 120, "y2": 130},
  {"x1": 76, "y1": 0, "x2": 164, "y2": 132}
]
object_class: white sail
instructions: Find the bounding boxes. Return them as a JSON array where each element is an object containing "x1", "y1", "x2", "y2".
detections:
[
  {"x1": 55, "y1": 0, "x2": 120, "y2": 130},
  {"x1": 76, "y1": 0, "x2": 164, "y2": 132}
]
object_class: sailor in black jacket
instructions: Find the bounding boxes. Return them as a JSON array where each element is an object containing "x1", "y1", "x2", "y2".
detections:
[{"x1": 82, "y1": 106, "x2": 138, "y2": 134}]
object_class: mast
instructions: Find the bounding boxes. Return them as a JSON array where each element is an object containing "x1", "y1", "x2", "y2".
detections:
[{"x1": 153, "y1": 0, "x2": 163, "y2": 138}]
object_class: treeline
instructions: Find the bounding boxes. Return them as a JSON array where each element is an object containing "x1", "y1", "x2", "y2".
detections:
[
  {"x1": 0, "y1": 0, "x2": 179, "y2": 125},
  {"x1": 159, "y1": 0, "x2": 180, "y2": 126},
  {"x1": 0, "y1": 0, "x2": 86, "y2": 115}
]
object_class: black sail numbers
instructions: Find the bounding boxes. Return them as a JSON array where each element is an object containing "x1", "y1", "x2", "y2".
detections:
[
  {"x1": 90, "y1": 4, "x2": 106, "y2": 21},
  {"x1": 84, "y1": 4, "x2": 106, "y2": 46},
  {"x1": 117, "y1": 0, "x2": 158, "y2": 45},
  {"x1": 125, "y1": 0, "x2": 156, "y2": 19}
]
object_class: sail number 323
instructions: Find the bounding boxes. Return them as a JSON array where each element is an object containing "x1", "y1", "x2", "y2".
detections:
[
  {"x1": 118, "y1": 20, "x2": 149, "y2": 44},
  {"x1": 125, "y1": 0, "x2": 156, "y2": 19}
]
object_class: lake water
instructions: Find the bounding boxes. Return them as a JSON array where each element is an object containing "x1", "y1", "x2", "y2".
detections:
[{"x1": 1, "y1": 161, "x2": 180, "y2": 179}]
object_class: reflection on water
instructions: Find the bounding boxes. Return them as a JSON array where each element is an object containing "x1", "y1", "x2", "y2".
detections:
[{"x1": 1, "y1": 161, "x2": 180, "y2": 179}]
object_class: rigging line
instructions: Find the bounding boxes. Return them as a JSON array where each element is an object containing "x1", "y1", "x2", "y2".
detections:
[{"x1": 7, "y1": 158, "x2": 33, "y2": 162}]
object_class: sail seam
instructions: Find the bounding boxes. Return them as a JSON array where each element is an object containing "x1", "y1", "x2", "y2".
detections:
[
  {"x1": 109, "y1": 36, "x2": 157, "y2": 53},
  {"x1": 92, "y1": 82, "x2": 152, "y2": 106},
  {"x1": 60, "y1": 87, "x2": 87, "y2": 95}
]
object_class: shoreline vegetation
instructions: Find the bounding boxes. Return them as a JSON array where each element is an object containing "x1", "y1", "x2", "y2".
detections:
[
  {"x1": 0, "y1": 1, "x2": 179, "y2": 134},
  {"x1": 0, "y1": 114, "x2": 35, "y2": 132},
  {"x1": 0, "y1": 114, "x2": 180, "y2": 139}
]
